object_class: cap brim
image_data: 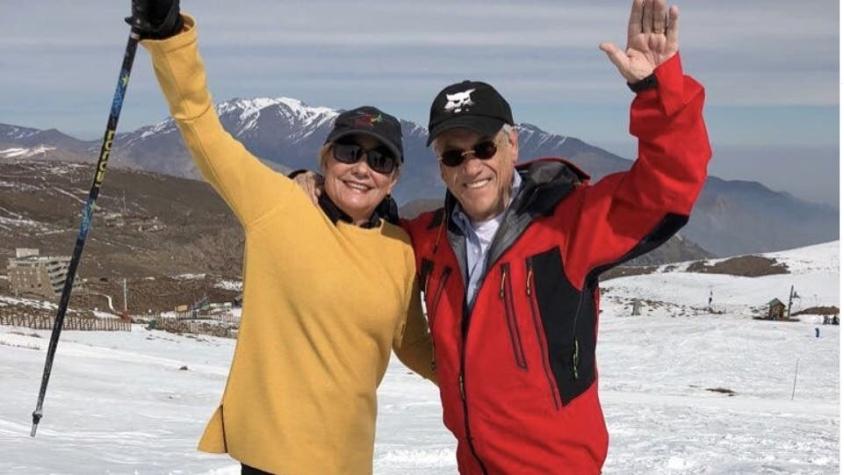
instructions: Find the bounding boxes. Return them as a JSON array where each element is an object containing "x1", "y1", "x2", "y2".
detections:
[
  {"x1": 325, "y1": 129, "x2": 403, "y2": 162},
  {"x1": 426, "y1": 116, "x2": 506, "y2": 146}
]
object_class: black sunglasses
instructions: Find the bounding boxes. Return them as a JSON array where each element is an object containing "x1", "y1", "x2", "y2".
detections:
[
  {"x1": 331, "y1": 138, "x2": 399, "y2": 174},
  {"x1": 439, "y1": 140, "x2": 498, "y2": 167}
]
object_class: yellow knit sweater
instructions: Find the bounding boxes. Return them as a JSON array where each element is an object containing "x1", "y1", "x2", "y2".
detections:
[{"x1": 142, "y1": 15, "x2": 435, "y2": 474}]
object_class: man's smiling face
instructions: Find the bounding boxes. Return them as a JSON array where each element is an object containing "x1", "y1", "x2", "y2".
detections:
[{"x1": 433, "y1": 127, "x2": 518, "y2": 222}]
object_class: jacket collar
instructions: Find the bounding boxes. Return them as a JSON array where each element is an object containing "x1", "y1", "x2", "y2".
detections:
[
  {"x1": 511, "y1": 158, "x2": 590, "y2": 216},
  {"x1": 435, "y1": 158, "x2": 588, "y2": 301},
  {"x1": 440, "y1": 158, "x2": 589, "y2": 224}
]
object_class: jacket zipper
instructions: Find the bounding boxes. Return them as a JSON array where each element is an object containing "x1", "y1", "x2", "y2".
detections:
[
  {"x1": 569, "y1": 290, "x2": 585, "y2": 382},
  {"x1": 428, "y1": 266, "x2": 452, "y2": 329},
  {"x1": 460, "y1": 304, "x2": 488, "y2": 474},
  {"x1": 427, "y1": 262, "x2": 486, "y2": 472},
  {"x1": 526, "y1": 261, "x2": 562, "y2": 410},
  {"x1": 426, "y1": 266, "x2": 452, "y2": 374},
  {"x1": 499, "y1": 263, "x2": 528, "y2": 370}
]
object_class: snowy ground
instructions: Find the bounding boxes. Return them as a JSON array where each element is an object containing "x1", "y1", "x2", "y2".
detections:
[{"x1": 0, "y1": 242, "x2": 838, "y2": 474}]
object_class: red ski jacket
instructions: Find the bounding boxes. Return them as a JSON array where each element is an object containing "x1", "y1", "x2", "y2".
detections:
[{"x1": 403, "y1": 54, "x2": 711, "y2": 474}]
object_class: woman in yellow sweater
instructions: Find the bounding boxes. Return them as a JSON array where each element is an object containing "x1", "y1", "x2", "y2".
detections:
[{"x1": 128, "y1": 2, "x2": 436, "y2": 473}]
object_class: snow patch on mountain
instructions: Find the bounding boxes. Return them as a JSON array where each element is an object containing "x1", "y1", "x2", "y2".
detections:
[
  {"x1": 0, "y1": 145, "x2": 55, "y2": 158},
  {"x1": 518, "y1": 123, "x2": 569, "y2": 149},
  {"x1": 216, "y1": 97, "x2": 338, "y2": 136},
  {"x1": 138, "y1": 119, "x2": 176, "y2": 140},
  {"x1": 0, "y1": 124, "x2": 41, "y2": 141}
]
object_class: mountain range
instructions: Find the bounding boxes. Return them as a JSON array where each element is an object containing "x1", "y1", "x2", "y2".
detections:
[
  {"x1": 1, "y1": 96, "x2": 838, "y2": 257},
  {"x1": 0, "y1": 160, "x2": 706, "y2": 280}
]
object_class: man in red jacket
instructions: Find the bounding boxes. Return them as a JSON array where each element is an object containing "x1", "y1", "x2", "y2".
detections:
[
  {"x1": 295, "y1": 0, "x2": 709, "y2": 472},
  {"x1": 401, "y1": 0, "x2": 711, "y2": 473}
]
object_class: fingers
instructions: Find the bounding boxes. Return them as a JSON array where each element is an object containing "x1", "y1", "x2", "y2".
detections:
[
  {"x1": 652, "y1": 0, "x2": 668, "y2": 33},
  {"x1": 313, "y1": 173, "x2": 323, "y2": 201},
  {"x1": 305, "y1": 184, "x2": 315, "y2": 204},
  {"x1": 307, "y1": 172, "x2": 323, "y2": 203},
  {"x1": 667, "y1": 5, "x2": 680, "y2": 46},
  {"x1": 293, "y1": 172, "x2": 320, "y2": 205},
  {"x1": 599, "y1": 42, "x2": 630, "y2": 73},
  {"x1": 627, "y1": 0, "x2": 646, "y2": 41},
  {"x1": 642, "y1": 0, "x2": 654, "y2": 34},
  {"x1": 629, "y1": 0, "x2": 673, "y2": 36}
]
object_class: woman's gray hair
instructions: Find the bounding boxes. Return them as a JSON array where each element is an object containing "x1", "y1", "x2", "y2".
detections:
[{"x1": 317, "y1": 143, "x2": 332, "y2": 169}]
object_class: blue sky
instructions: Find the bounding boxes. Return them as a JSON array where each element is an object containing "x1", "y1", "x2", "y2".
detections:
[{"x1": 0, "y1": 0, "x2": 839, "y2": 205}]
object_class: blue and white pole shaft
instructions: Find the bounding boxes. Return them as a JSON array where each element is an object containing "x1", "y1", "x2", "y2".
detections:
[{"x1": 30, "y1": 29, "x2": 141, "y2": 438}]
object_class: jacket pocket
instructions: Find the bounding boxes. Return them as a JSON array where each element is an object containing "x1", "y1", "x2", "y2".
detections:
[
  {"x1": 526, "y1": 260, "x2": 562, "y2": 410},
  {"x1": 499, "y1": 263, "x2": 528, "y2": 370},
  {"x1": 528, "y1": 247, "x2": 596, "y2": 405}
]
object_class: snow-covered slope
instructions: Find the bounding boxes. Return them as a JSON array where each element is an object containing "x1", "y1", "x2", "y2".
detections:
[
  {"x1": 603, "y1": 241, "x2": 839, "y2": 317},
  {"x1": 0, "y1": 242, "x2": 838, "y2": 473}
]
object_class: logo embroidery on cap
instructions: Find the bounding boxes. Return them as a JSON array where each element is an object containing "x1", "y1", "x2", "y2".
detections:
[
  {"x1": 353, "y1": 112, "x2": 384, "y2": 128},
  {"x1": 444, "y1": 89, "x2": 475, "y2": 114}
]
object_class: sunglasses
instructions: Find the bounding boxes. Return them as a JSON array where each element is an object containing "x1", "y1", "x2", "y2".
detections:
[
  {"x1": 331, "y1": 138, "x2": 399, "y2": 174},
  {"x1": 438, "y1": 140, "x2": 498, "y2": 167}
]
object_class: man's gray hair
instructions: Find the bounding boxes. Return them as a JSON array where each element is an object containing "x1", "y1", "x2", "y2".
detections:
[{"x1": 499, "y1": 124, "x2": 516, "y2": 144}]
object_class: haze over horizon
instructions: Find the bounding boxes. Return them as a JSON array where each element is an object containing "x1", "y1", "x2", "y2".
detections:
[{"x1": 0, "y1": 0, "x2": 838, "y2": 206}]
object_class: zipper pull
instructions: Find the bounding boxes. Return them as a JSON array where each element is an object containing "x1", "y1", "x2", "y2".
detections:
[
  {"x1": 459, "y1": 374, "x2": 466, "y2": 400},
  {"x1": 420, "y1": 260, "x2": 434, "y2": 295},
  {"x1": 499, "y1": 267, "x2": 507, "y2": 299},
  {"x1": 526, "y1": 265, "x2": 533, "y2": 296},
  {"x1": 572, "y1": 340, "x2": 580, "y2": 380}
]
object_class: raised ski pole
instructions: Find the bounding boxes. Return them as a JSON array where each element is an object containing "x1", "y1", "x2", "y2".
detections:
[{"x1": 30, "y1": 27, "x2": 141, "y2": 437}]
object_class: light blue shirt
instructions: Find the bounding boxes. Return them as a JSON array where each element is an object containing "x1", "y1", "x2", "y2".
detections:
[{"x1": 451, "y1": 172, "x2": 522, "y2": 305}]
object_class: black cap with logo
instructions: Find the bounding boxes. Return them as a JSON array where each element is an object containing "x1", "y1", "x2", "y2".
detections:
[
  {"x1": 324, "y1": 106, "x2": 404, "y2": 162},
  {"x1": 427, "y1": 80, "x2": 514, "y2": 146}
]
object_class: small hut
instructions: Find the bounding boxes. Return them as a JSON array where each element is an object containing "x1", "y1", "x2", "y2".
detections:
[{"x1": 766, "y1": 298, "x2": 786, "y2": 320}]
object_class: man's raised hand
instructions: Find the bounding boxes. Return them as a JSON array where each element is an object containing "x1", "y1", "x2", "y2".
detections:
[{"x1": 599, "y1": 0, "x2": 679, "y2": 83}]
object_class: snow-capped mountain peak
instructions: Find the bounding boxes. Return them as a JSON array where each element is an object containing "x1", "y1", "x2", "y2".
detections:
[
  {"x1": 517, "y1": 122, "x2": 570, "y2": 149},
  {"x1": 216, "y1": 96, "x2": 338, "y2": 134}
]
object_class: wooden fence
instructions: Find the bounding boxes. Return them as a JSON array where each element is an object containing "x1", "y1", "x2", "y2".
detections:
[{"x1": 0, "y1": 312, "x2": 131, "y2": 332}]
